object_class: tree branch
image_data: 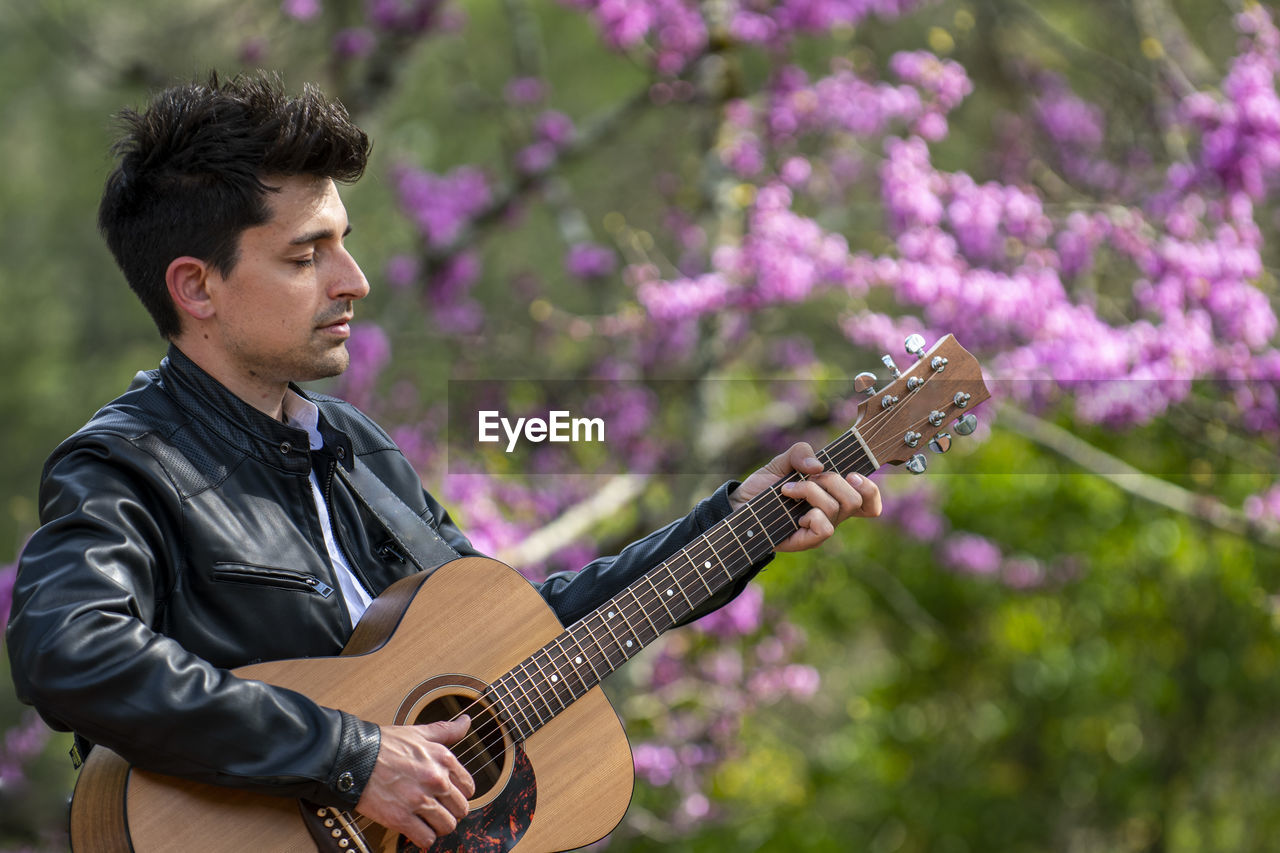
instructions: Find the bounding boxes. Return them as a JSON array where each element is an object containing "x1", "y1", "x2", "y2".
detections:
[
  {"x1": 496, "y1": 473, "x2": 652, "y2": 567},
  {"x1": 997, "y1": 404, "x2": 1280, "y2": 550},
  {"x1": 496, "y1": 393, "x2": 827, "y2": 566}
]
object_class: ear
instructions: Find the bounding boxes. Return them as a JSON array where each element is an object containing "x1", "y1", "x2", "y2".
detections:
[{"x1": 166, "y1": 256, "x2": 217, "y2": 323}]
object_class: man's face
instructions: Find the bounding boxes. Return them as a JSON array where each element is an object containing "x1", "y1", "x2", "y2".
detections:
[{"x1": 206, "y1": 175, "x2": 370, "y2": 396}]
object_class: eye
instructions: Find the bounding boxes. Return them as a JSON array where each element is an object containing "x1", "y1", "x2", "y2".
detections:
[{"x1": 293, "y1": 256, "x2": 316, "y2": 268}]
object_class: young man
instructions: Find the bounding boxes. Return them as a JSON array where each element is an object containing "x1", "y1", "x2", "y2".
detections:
[{"x1": 5, "y1": 73, "x2": 880, "y2": 849}]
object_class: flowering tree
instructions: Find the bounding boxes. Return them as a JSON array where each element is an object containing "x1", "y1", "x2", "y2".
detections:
[{"x1": 3, "y1": 0, "x2": 1279, "y2": 849}]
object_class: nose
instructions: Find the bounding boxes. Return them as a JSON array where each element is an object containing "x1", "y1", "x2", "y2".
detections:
[{"x1": 330, "y1": 246, "x2": 371, "y2": 302}]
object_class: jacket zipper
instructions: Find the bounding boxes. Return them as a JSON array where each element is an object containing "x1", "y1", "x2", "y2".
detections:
[{"x1": 211, "y1": 564, "x2": 334, "y2": 598}]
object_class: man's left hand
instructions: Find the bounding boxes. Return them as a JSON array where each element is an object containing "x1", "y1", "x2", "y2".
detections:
[{"x1": 728, "y1": 441, "x2": 881, "y2": 553}]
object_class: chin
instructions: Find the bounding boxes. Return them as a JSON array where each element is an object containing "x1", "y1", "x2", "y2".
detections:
[{"x1": 298, "y1": 350, "x2": 350, "y2": 383}]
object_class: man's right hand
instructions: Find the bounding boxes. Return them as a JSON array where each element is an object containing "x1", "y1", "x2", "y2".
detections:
[{"x1": 356, "y1": 716, "x2": 476, "y2": 848}]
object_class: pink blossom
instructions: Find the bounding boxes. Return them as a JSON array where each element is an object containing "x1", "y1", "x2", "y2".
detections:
[
  {"x1": 282, "y1": 0, "x2": 321, "y2": 21},
  {"x1": 940, "y1": 533, "x2": 1002, "y2": 576},
  {"x1": 504, "y1": 76, "x2": 547, "y2": 105},
  {"x1": 1244, "y1": 485, "x2": 1280, "y2": 524},
  {"x1": 333, "y1": 27, "x2": 377, "y2": 59},
  {"x1": 395, "y1": 165, "x2": 491, "y2": 248},
  {"x1": 535, "y1": 110, "x2": 576, "y2": 147},
  {"x1": 694, "y1": 583, "x2": 764, "y2": 637},
  {"x1": 565, "y1": 242, "x2": 617, "y2": 280},
  {"x1": 633, "y1": 742, "x2": 679, "y2": 786}
]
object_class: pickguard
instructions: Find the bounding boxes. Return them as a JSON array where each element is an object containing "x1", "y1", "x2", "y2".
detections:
[{"x1": 399, "y1": 745, "x2": 536, "y2": 853}]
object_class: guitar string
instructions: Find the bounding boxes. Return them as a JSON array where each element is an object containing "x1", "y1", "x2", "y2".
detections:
[
  {"x1": 345, "y1": 372, "x2": 966, "y2": 834},
  {"x1": 407, "y1": 395, "x2": 953, "y2": 789},
  {"x1": 344, "y1": 403, "x2": 939, "y2": 838},
  {"x1": 370, "y1": 392, "x2": 954, "y2": 805},
  {"x1": 354, "y1": 389, "x2": 957, "y2": 809}
]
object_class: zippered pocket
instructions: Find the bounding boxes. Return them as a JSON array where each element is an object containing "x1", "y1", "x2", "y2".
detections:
[{"x1": 211, "y1": 563, "x2": 335, "y2": 598}]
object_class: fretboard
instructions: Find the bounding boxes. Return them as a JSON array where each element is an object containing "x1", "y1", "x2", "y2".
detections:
[{"x1": 483, "y1": 426, "x2": 880, "y2": 742}]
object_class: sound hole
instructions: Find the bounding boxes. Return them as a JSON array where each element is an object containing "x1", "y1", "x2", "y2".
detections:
[{"x1": 413, "y1": 691, "x2": 508, "y2": 800}]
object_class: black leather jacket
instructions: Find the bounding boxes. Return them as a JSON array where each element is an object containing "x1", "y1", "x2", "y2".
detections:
[{"x1": 5, "y1": 346, "x2": 758, "y2": 807}]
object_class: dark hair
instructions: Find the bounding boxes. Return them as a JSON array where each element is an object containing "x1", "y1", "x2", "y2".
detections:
[{"x1": 98, "y1": 71, "x2": 371, "y2": 338}]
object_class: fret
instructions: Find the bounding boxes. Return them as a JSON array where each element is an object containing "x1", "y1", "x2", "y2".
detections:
[
  {"x1": 528, "y1": 651, "x2": 572, "y2": 716},
  {"x1": 737, "y1": 504, "x2": 762, "y2": 563},
  {"x1": 570, "y1": 630, "x2": 604, "y2": 686},
  {"x1": 638, "y1": 578, "x2": 675, "y2": 633},
  {"x1": 595, "y1": 603, "x2": 637, "y2": 663},
  {"x1": 511, "y1": 662, "x2": 553, "y2": 728},
  {"x1": 681, "y1": 543, "x2": 718, "y2": 598},
  {"x1": 660, "y1": 562, "x2": 698, "y2": 618},
  {"x1": 641, "y1": 571, "x2": 689, "y2": 626},
  {"x1": 615, "y1": 597, "x2": 649, "y2": 653},
  {"x1": 548, "y1": 645, "x2": 583, "y2": 707},
  {"x1": 626, "y1": 586, "x2": 662, "y2": 644},
  {"x1": 718, "y1": 516, "x2": 756, "y2": 567},
  {"x1": 494, "y1": 673, "x2": 539, "y2": 738},
  {"x1": 620, "y1": 587, "x2": 661, "y2": 643},
  {"x1": 569, "y1": 622, "x2": 606, "y2": 685},
  {"x1": 484, "y1": 681, "x2": 529, "y2": 743},
  {"x1": 554, "y1": 635, "x2": 592, "y2": 699},
  {"x1": 553, "y1": 635, "x2": 596, "y2": 697}
]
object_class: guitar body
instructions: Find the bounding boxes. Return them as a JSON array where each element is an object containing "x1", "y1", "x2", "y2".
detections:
[{"x1": 69, "y1": 557, "x2": 636, "y2": 853}]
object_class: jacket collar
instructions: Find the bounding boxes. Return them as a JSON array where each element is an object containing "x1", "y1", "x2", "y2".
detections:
[{"x1": 159, "y1": 345, "x2": 353, "y2": 473}]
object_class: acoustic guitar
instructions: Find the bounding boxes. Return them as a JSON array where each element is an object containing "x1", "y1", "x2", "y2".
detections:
[{"x1": 68, "y1": 334, "x2": 989, "y2": 852}]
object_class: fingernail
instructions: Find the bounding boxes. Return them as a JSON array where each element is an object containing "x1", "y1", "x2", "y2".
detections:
[
  {"x1": 849, "y1": 473, "x2": 863, "y2": 485},
  {"x1": 804, "y1": 456, "x2": 821, "y2": 468}
]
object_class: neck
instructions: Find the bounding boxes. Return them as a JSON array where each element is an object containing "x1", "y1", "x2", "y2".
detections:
[
  {"x1": 169, "y1": 336, "x2": 289, "y2": 421},
  {"x1": 483, "y1": 425, "x2": 880, "y2": 743}
]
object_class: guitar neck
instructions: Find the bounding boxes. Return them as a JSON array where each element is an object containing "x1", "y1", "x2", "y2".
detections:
[{"x1": 484, "y1": 425, "x2": 881, "y2": 742}]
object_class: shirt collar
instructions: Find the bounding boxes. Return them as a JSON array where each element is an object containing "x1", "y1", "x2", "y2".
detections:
[{"x1": 282, "y1": 390, "x2": 324, "y2": 451}]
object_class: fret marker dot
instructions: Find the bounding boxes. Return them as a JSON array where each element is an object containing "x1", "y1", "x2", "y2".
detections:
[
  {"x1": 575, "y1": 656, "x2": 583, "y2": 664},
  {"x1": 626, "y1": 640, "x2": 633, "y2": 648},
  {"x1": 608, "y1": 611, "x2": 615, "y2": 619},
  {"x1": 550, "y1": 675, "x2": 558, "y2": 683},
  {"x1": 666, "y1": 589, "x2": 674, "y2": 597},
  {"x1": 704, "y1": 560, "x2": 712, "y2": 569},
  {"x1": 747, "y1": 530, "x2": 755, "y2": 537}
]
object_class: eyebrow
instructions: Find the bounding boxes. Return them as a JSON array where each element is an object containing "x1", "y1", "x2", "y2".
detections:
[{"x1": 288, "y1": 223, "x2": 353, "y2": 246}]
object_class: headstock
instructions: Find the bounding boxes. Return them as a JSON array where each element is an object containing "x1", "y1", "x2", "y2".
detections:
[{"x1": 853, "y1": 334, "x2": 990, "y2": 473}]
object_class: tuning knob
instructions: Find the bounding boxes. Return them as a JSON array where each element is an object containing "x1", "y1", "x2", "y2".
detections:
[
  {"x1": 906, "y1": 453, "x2": 927, "y2": 474},
  {"x1": 853, "y1": 371, "x2": 877, "y2": 396},
  {"x1": 954, "y1": 413, "x2": 978, "y2": 435},
  {"x1": 904, "y1": 334, "x2": 927, "y2": 359},
  {"x1": 881, "y1": 354, "x2": 901, "y2": 379},
  {"x1": 929, "y1": 433, "x2": 951, "y2": 454}
]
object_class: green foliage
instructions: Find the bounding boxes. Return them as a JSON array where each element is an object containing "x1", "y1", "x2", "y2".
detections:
[{"x1": 1, "y1": 1, "x2": 1277, "y2": 851}]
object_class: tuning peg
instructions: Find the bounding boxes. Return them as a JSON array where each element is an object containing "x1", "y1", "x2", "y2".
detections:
[
  {"x1": 954, "y1": 413, "x2": 978, "y2": 436},
  {"x1": 929, "y1": 433, "x2": 951, "y2": 454},
  {"x1": 853, "y1": 371, "x2": 877, "y2": 396},
  {"x1": 881, "y1": 354, "x2": 901, "y2": 379},
  {"x1": 905, "y1": 453, "x2": 927, "y2": 474},
  {"x1": 904, "y1": 334, "x2": 927, "y2": 359}
]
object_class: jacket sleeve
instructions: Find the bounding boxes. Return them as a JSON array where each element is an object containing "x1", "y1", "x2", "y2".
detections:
[
  {"x1": 513, "y1": 481, "x2": 772, "y2": 627},
  {"x1": 4, "y1": 438, "x2": 379, "y2": 808}
]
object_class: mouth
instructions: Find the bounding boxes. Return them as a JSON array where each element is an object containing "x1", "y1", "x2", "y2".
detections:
[{"x1": 318, "y1": 315, "x2": 353, "y2": 337}]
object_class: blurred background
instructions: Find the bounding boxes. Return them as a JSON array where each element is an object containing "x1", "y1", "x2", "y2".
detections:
[{"x1": 2, "y1": 0, "x2": 1279, "y2": 850}]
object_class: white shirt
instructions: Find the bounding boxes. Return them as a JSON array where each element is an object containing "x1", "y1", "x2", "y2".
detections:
[{"x1": 282, "y1": 391, "x2": 373, "y2": 627}]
